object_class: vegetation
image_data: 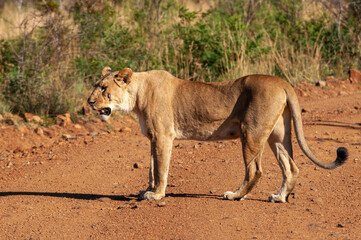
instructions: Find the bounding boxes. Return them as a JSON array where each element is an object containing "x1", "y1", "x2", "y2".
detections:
[{"x1": 0, "y1": 0, "x2": 360, "y2": 116}]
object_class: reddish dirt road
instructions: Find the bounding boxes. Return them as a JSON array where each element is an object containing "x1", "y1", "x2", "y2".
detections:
[{"x1": 0, "y1": 79, "x2": 360, "y2": 239}]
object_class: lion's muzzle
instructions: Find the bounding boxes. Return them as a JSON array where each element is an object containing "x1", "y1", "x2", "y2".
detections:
[{"x1": 99, "y1": 107, "x2": 111, "y2": 116}]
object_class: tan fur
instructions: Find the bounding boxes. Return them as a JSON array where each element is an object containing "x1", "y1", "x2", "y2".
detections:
[{"x1": 88, "y1": 67, "x2": 347, "y2": 202}]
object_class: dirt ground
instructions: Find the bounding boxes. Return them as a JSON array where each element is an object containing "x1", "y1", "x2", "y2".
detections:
[{"x1": 0, "y1": 78, "x2": 360, "y2": 239}]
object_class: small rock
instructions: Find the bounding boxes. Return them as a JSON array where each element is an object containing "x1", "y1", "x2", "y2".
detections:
[
  {"x1": 299, "y1": 91, "x2": 308, "y2": 97},
  {"x1": 4, "y1": 112, "x2": 13, "y2": 118},
  {"x1": 117, "y1": 204, "x2": 128, "y2": 209},
  {"x1": 338, "y1": 91, "x2": 347, "y2": 96},
  {"x1": 133, "y1": 163, "x2": 142, "y2": 169},
  {"x1": 62, "y1": 134, "x2": 76, "y2": 140},
  {"x1": 309, "y1": 223, "x2": 320, "y2": 227},
  {"x1": 81, "y1": 105, "x2": 91, "y2": 116},
  {"x1": 13, "y1": 146, "x2": 24, "y2": 154},
  {"x1": 311, "y1": 197, "x2": 323, "y2": 204},
  {"x1": 34, "y1": 127, "x2": 44, "y2": 136},
  {"x1": 24, "y1": 113, "x2": 42, "y2": 123},
  {"x1": 12, "y1": 114, "x2": 23, "y2": 121},
  {"x1": 17, "y1": 126, "x2": 28, "y2": 133},
  {"x1": 301, "y1": 108, "x2": 310, "y2": 113},
  {"x1": 6, "y1": 161, "x2": 14, "y2": 168},
  {"x1": 157, "y1": 202, "x2": 166, "y2": 207},
  {"x1": 89, "y1": 131, "x2": 98, "y2": 136},
  {"x1": 120, "y1": 127, "x2": 131, "y2": 133},
  {"x1": 337, "y1": 223, "x2": 344, "y2": 228},
  {"x1": 56, "y1": 113, "x2": 72, "y2": 127},
  {"x1": 349, "y1": 68, "x2": 361, "y2": 83},
  {"x1": 316, "y1": 80, "x2": 326, "y2": 87},
  {"x1": 3, "y1": 118, "x2": 16, "y2": 125},
  {"x1": 97, "y1": 197, "x2": 112, "y2": 202},
  {"x1": 290, "y1": 192, "x2": 298, "y2": 199},
  {"x1": 49, "y1": 154, "x2": 58, "y2": 160},
  {"x1": 175, "y1": 143, "x2": 184, "y2": 149},
  {"x1": 210, "y1": 189, "x2": 217, "y2": 194},
  {"x1": 324, "y1": 76, "x2": 334, "y2": 81},
  {"x1": 74, "y1": 124, "x2": 82, "y2": 129}
]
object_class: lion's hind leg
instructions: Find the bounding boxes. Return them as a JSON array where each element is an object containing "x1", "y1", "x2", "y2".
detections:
[
  {"x1": 223, "y1": 135, "x2": 265, "y2": 201},
  {"x1": 268, "y1": 107, "x2": 299, "y2": 203}
]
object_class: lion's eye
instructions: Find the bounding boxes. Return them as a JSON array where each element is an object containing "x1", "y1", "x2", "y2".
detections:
[{"x1": 101, "y1": 86, "x2": 107, "y2": 92}]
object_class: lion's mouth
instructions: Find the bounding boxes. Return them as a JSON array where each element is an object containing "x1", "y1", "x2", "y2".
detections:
[{"x1": 99, "y1": 107, "x2": 111, "y2": 116}]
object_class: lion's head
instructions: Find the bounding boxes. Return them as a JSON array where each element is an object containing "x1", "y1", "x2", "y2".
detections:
[{"x1": 87, "y1": 67, "x2": 134, "y2": 120}]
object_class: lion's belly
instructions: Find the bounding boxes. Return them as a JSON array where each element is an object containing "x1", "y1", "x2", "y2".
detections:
[{"x1": 174, "y1": 121, "x2": 241, "y2": 141}]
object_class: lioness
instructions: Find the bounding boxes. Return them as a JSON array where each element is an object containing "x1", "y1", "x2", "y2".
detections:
[{"x1": 88, "y1": 67, "x2": 348, "y2": 202}]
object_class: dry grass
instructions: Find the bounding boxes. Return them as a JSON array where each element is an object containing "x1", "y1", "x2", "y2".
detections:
[{"x1": 0, "y1": 2, "x2": 36, "y2": 39}]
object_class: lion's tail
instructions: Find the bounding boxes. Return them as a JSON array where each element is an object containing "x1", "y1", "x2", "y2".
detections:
[{"x1": 284, "y1": 86, "x2": 348, "y2": 169}]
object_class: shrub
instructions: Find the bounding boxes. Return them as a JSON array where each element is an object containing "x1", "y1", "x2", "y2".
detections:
[{"x1": 0, "y1": 0, "x2": 360, "y2": 117}]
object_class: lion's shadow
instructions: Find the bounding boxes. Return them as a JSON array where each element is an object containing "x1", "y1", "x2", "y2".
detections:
[
  {"x1": 0, "y1": 191, "x2": 267, "y2": 202},
  {"x1": 0, "y1": 191, "x2": 136, "y2": 201}
]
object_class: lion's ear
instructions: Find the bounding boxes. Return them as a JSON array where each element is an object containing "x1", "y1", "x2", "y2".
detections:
[
  {"x1": 115, "y1": 68, "x2": 133, "y2": 84},
  {"x1": 101, "y1": 66, "x2": 112, "y2": 76}
]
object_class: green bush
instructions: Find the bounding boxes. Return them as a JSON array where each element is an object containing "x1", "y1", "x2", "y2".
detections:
[{"x1": 0, "y1": 0, "x2": 360, "y2": 117}]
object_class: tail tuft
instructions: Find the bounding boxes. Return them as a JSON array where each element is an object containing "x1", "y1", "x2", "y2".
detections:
[{"x1": 335, "y1": 147, "x2": 348, "y2": 167}]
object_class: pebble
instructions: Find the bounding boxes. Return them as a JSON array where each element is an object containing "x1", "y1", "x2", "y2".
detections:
[
  {"x1": 316, "y1": 80, "x2": 326, "y2": 87},
  {"x1": 120, "y1": 127, "x2": 131, "y2": 133},
  {"x1": 290, "y1": 192, "x2": 298, "y2": 199},
  {"x1": 157, "y1": 202, "x2": 166, "y2": 207},
  {"x1": 133, "y1": 163, "x2": 142, "y2": 169},
  {"x1": 131, "y1": 205, "x2": 139, "y2": 209},
  {"x1": 309, "y1": 223, "x2": 320, "y2": 227},
  {"x1": 338, "y1": 91, "x2": 347, "y2": 96},
  {"x1": 62, "y1": 134, "x2": 76, "y2": 140},
  {"x1": 6, "y1": 161, "x2": 14, "y2": 168},
  {"x1": 117, "y1": 204, "x2": 128, "y2": 209},
  {"x1": 311, "y1": 197, "x2": 323, "y2": 204},
  {"x1": 97, "y1": 197, "x2": 112, "y2": 202},
  {"x1": 89, "y1": 131, "x2": 99, "y2": 136}
]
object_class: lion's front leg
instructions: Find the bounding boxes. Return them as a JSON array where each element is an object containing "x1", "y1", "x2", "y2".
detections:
[
  {"x1": 147, "y1": 149, "x2": 155, "y2": 191},
  {"x1": 139, "y1": 137, "x2": 173, "y2": 201}
]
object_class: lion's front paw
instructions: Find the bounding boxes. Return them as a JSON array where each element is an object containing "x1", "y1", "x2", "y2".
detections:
[
  {"x1": 139, "y1": 191, "x2": 164, "y2": 201},
  {"x1": 223, "y1": 191, "x2": 247, "y2": 201},
  {"x1": 268, "y1": 194, "x2": 286, "y2": 203}
]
